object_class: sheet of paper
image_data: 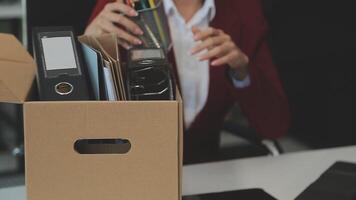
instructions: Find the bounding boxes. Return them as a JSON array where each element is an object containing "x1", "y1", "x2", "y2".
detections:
[{"x1": 103, "y1": 60, "x2": 117, "y2": 101}]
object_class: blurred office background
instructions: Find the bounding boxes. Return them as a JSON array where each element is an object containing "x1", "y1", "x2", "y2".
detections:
[
  {"x1": 1, "y1": 0, "x2": 356, "y2": 187},
  {"x1": 0, "y1": 0, "x2": 26, "y2": 188}
]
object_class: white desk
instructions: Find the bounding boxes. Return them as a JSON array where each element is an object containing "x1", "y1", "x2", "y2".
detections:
[{"x1": 1, "y1": 146, "x2": 356, "y2": 200}]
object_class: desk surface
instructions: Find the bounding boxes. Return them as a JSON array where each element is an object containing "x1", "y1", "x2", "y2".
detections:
[{"x1": 1, "y1": 146, "x2": 356, "y2": 200}]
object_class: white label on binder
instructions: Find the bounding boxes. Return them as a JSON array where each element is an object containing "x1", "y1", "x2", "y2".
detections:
[{"x1": 41, "y1": 37, "x2": 77, "y2": 71}]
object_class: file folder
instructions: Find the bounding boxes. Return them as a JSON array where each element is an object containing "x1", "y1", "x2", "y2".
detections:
[
  {"x1": 78, "y1": 34, "x2": 127, "y2": 101},
  {"x1": 95, "y1": 34, "x2": 127, "y2": 100},
  {"x1": 32, "y1": 27, "x2": 92, "y2": 101},
  {"x1": 81, "y1": 42, "x2": 105, "y2": 100}
]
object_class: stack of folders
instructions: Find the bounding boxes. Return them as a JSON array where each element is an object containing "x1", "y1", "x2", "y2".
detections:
[
  {"x1": 79, "y1": 34, "x2": 127, "y2": 101},
  {"x1": 79, "y1": 35, "x2": 175, "y2": 101},
  {"x1": 33, "y1": 1, "x2": 173, "y2": 102}
]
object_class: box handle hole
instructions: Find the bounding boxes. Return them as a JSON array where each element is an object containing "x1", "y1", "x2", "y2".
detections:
[{"x1": 74, "y1": 139, "x2": 131, "y2": 154}]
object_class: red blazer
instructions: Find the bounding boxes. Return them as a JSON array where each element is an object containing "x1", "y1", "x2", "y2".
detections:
[{"x1": 89, "y1": 0, "x2": 290, "y2": 161}]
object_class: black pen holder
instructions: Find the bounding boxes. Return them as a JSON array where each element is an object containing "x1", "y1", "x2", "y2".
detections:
[{"x1": 130, "y1": 0, "x2": 172, "y2": 52}]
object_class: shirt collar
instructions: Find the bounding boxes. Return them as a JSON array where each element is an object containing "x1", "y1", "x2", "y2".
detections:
[{"x1": 163, "y1": 0, "x2": 216, "y2": 22}]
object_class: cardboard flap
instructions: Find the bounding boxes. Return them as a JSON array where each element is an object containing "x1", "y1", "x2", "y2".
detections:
[
  {"x1": 0, "y1": 33, "x2": 33, "y2": 64},
  {"x1": 0, "y1": 34, "x2": 36, "y2": 103},
  {"x1": 0, "y1": 80, "x2": 20, "y2": 103}
]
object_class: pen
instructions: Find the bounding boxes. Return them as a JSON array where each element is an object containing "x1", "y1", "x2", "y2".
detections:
[
  {"x1": 148, "y1": 0, "x2": 167, "y2": 48},
  {"x1": 141, "y1": 18, "x2": 161, "y2": 48}
]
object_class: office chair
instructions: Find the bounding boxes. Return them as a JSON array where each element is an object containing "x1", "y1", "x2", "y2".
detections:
[
  {"x1": 218, "y1": 104, "x2": 283, "y2": 162},
  {"x1": 222, "y1": 120, "x2": 283, "y2": 157}
]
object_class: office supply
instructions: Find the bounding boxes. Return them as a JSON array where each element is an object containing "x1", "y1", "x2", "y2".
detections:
[
  {"x1": 130, "y1": 0, "x2": 163, "y2": 49},
  {"x1": 296, "y1": 161, "x2": 356, "y2": 200},
  {"x1": 183, "y1": 189, "x2": 277, "y2": 200},
  {"x1": 126, "y1": 47, "x2": 175, "y2": 100},
  {"x1": 79, "y1": 34, "x2": 127, "y2": 101},
  {"x1": 92, "y1": 38, "x2": 120, "y2": 100},
  {"x1": 126, "y1": 0, "x2": 172, "y2": 51},
  {"x1": 81, "y1": 43, "x2": 104, "y2": 100},
  {"x1": 133, "y1": 15, "x2": 160, "y2": 48},
  {"x1": 32, "y1": 27, "x2": 92, "y2": 101},
  {"x1": 102, "y1": 60, "x2": 118, "y2": 100},
  {"x1": 95, "y1": 34, "x2": 126, "y2": 100},
  {"x1": 148, "y1": 0, "x2": 167, "y2": 48},
  {"x1": 79, "y1": 35, "x2": 115, "y2": 100},
  {"x1": 140, "y1": 0, "x2": 148, "y2": 9}
]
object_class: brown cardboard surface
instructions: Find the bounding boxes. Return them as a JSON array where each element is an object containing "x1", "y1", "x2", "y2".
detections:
[
  {"x1": 177, "y1": 91, "x2": 183, "y2": 198},
  {"x1": 95, "y1": 34, "x2": 126, "y2": 100},
  {"x1": 1, "y1": 33, "x2": 182, "y2": 200},
  {"x1": 0, "y1": 34, "x2": 36, "y2": 103},
  {"x1": 0, "y1": 80, "x2": 18, "y2": 103},
  {"x1": 0, "y1": 61, "x2": 36, "y2": 103},
  {"x1": 24, "y1": 100, "x2": 181, "y2": 200},
  {"x1": 0, "y1": 33, "x2": 33, "y2": 63}
]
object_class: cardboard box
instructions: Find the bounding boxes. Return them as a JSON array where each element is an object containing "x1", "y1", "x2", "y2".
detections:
[{"x1": 0, "y1": 33, "x2": 183, "y2": 200}]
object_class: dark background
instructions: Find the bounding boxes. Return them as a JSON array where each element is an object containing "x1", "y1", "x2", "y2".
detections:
[
  {"x1": 262, "y1": 1, "x2": 356, "y2": 147},
  {"x1": 26, "y1": 0, "x2": 97, "y2": 53},
  {"x1": 2, "y1": 0, "x2": 356, "y2": 155}
]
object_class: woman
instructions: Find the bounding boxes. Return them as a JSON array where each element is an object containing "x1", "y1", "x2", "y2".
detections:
[{"x1": 85, "y1": 0, "x2": 290, "y2": 163}]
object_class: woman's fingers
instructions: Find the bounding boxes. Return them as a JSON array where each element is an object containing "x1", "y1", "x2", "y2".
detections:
[
  {"x1": 191, "y1": 26, "x2": 201, "y2": 35},
  {"x1": 85, "y1": 1, "x2": 145, "y2": 48},
  {"x1": 117, "y1": 38, "x2": 132, "y2": 50},
  {"x1": 198, "y1": 42, "x2": 234, "y2": 61},
  {"x1": 193, "y1": 27, "x2": 220, "y2": 41},
  {"x1": 211, "y1": 52, "x2": 236, "y2": 66},
  {"x1": 190, "y1": 26, "x2": 249, "y2": 72},
  {"x1": 191, "y1": 35, "x2": 230, "y2": 55},
  {"x1": 99, "y1": 19, "x2": 142, "y2": 45},
  {"x1": 104, "y1": 2, "x2": 138, "y2": 17},
  {"x1": 103, "y1": 12, "x2": 143, "y2": 35}
]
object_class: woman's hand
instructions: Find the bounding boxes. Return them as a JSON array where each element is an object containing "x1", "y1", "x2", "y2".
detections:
[
  {"x1": 85, "y1": 1, "x2": 143, "y2": 49},
  {"x1": 191, "y1": 27, "x2": 249, "y2": 80}
]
